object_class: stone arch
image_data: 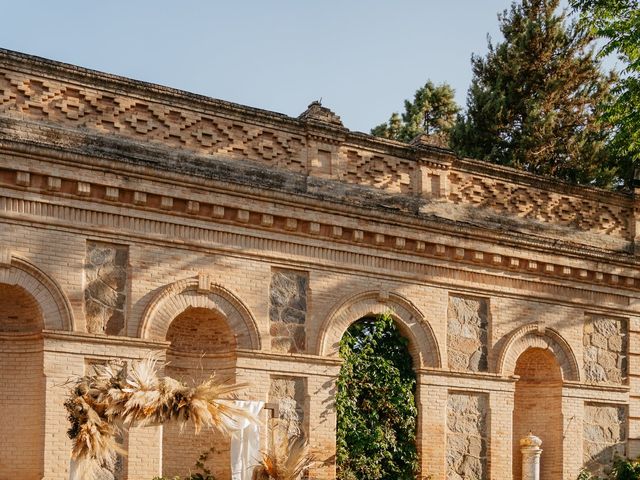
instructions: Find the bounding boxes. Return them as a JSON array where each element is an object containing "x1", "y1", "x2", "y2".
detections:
[
  {"x1": 512, "y1": 347, "x2": 564, "y2": 479},
  {"x1": 317, "y1": 290, "x2": 441, "y2": 368},
  {"x1": 139, "y1": 276, "x2": 261, "y2": 350},
  {"x1": 0, "y1": 254, "x2": 74, "y2": 331},
  {"x1": 497, "y1": 323, "x2": 580, "y2": 381},
  {"x1": 166, "y1": 308, "x2": 237, "y2": 353}
]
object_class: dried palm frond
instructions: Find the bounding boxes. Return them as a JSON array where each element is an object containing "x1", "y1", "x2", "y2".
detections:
[
  {"x1": 252, "y1": 433, "x2": 314, "y2": 480},
  {"x1": 65, "y1": 354, "x2": 253, "y2": 480}
]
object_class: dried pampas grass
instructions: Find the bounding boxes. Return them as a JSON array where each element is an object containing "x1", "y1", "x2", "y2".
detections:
[
  {"x1": 65, "y1": 354, "x2": 250, "y2": 480},
  {"x1": 252, "y1": 432, "x2": 314, "y2": 480}
]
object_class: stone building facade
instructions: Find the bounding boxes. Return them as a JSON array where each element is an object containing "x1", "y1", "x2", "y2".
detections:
[{"x1": 0, "y1": 48, "x2": 638, "y2": 479}]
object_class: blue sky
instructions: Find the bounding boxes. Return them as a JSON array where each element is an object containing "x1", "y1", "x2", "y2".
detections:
[{"x1": 2, "y1": 1, "x2": 582, "y2": 133}]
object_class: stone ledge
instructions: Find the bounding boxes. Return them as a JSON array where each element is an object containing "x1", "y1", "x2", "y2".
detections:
[
  {"x1": 0, "y1": 195, "x2": 634, "y2": 311},
  {"x1": 1, "y1": 164, "x2": 637, "y2": 292}
]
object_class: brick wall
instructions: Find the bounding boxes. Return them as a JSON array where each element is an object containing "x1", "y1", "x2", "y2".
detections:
[
  {"x1": 0, "y1": 339, "x2": 44, "y2": 479},
  {"x1": 0, "y1": 49, "x2": 639, "y2": 480}
]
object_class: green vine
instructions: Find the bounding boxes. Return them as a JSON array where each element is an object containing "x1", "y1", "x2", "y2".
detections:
[{"x1": 335, "y1": 313, "x2": 419, "y2": 480}]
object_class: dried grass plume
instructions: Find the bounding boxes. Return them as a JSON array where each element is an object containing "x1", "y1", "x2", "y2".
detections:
[
  {"x1": 65, "y1": 354, "x2": 251, "y2": 480},
  {"x1": 252, "y1": 429, "x2": 314, "y2": 480}
]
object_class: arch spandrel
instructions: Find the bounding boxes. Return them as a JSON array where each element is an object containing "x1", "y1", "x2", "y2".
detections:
[
  {"x1": 497, "y1": 323, "x2": 580, "y2": 381},
  {"x1": 0, "y1": 255, "x2": 74, "y2": 332},
  {"x1": 138, "y1": 277, "x2": 261, "y2": 350},
  {"x1": 317, "y1": 290, "x2": 441, "y2": 368}
]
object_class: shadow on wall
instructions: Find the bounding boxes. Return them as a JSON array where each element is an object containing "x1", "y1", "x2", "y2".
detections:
[{"x1": 0, "y1": 283, "x2": 46, "y2": 479}]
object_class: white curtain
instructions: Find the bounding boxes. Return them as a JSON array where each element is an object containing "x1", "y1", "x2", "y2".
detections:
[{"x1": 230, "y1": 400, "x2": 264, "y2": 480}]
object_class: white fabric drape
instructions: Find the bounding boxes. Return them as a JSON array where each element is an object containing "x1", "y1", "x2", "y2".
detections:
[{"x1": 230, "y1": 400, "x2": 264, "y2": 480}]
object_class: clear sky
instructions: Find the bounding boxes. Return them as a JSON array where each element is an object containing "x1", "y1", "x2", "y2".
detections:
[{"x1": 1, "y1": 1, "x2": 578, "y2": 133}]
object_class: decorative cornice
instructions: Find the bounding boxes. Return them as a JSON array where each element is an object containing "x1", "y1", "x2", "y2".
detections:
[
  {"x1": 0, "y1": 129, "x2": 633, "y2": 257},
  {"x1": 0, "y1": 48, "x2": 634, "y2": 245},
  {"x1": 0, "y1": 159, "x2": 638, "y2": 293},
  {"x1": 0, "y1": 188, "x2": 634, "y2": 311}
]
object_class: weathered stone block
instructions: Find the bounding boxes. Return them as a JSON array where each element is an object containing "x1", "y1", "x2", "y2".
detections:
[
  {"x1": 269, "y1": 269, "x2": 308, "y2": 353},
  {"x1": 448, "y1": 296, "x2": 488, "y2": 372},
  {"x1": 269, "y1": 377, "x2": 305, "y2": 439},
  {"x1": 447, "y1": 392, "x2": 488, "y2": 480},
  {"x1": 583, "y1": 403, "x2": 627, "y2": 476},
  {"x1": 84, "y1": 241, "x2": 128, "y2": 335},
  {"x1": 584, "y1": 315, "x2": 627, "y2": 384}
]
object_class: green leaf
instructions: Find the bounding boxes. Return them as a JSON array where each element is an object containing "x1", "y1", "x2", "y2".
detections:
[{"x1": 336, "y1": 313, "x2": 419, "y2": 480}]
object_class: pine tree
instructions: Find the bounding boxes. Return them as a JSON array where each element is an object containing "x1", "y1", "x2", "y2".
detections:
[
  {"x1": 451, "y1": 0, "x2": 617, "y2": 187},
  {"x1": 572, "y1": 0, "x2": 640, "y2": 188},
  {"x1": 372, "y1": 81, "x2": 459, "y2": 146}
]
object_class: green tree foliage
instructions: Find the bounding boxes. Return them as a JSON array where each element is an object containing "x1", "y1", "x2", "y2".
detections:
[
  {"x1": 571, "y1": 0, "x2": 640, "y2": 187},
  {"x1": 451, "y1": 0, "x2": 618, "y2": 187},
  {"x1": 335, "y1": 313, "x2": 418, "y2": 480},
  {"x1": 577, "y1": 456, "x2": 640, "y2": 479},
  {"x1": 371, "y1": 81, "x2": 459, "y2": 146}
]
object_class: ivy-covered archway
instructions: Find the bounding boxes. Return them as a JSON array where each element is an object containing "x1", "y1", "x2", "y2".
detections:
[{"x1": 335, "y1": 313, "x2": 418, "y2": 480}]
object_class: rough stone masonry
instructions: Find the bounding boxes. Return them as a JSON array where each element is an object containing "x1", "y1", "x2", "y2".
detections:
[{"x1": 0, "y1": 48, "x2": 638, "y2": 480}]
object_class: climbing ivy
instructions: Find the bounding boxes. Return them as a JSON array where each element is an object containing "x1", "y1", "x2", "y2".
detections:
[{"x1": 335, "y1": 313, "x2": 419, "y2": 480}]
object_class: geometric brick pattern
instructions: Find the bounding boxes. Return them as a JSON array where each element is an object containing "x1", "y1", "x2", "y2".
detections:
[
  {"x1": 449, "y1": 171, "x2": 631, "y2": 238},
  {"x1": 0, "y1": 73, "x2": 306, "y2": 172},
  {"x1": 0, "y1": 71, "x2": 415, "y2": 195},
  {"x1": 0, "y1": 67, "x2": 632, "y2": 238},
  {"x1": 341, "y1": 149, "x2": 415, "y2": 194}
]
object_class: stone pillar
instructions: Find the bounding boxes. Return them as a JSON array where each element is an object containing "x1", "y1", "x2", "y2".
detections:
[{"x1": 520, "y1": 433, "x2": 542, "y2": 480}]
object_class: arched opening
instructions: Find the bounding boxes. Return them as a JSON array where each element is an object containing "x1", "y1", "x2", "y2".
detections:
[
  {"x1": 0, "y1": 284, "x2": 45, "y2": 479},
  {"x1": 162, "y1": 307, "x2": 238, "y2": 479},
  {"x1": 512, "y1": 347, "x2": 563, "y2": 480},
  {"x1": 336, "y1": 314, "x2": 419, "y2": 480},
  {"x1": 0, "y1": 283, "x2": 44, "y2": 332}
]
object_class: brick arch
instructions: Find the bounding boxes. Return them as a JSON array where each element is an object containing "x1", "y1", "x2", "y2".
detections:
[
  {"x1": 497, "y1": 323, "x2": 580, "y2": 381},
  {"x1": 317, "y1": 290, "x2": 441, "y2": 368},
  {"x1": 0, "y1": 255, "x2": 74, "y2": 331},
  {"x1": 138, "y1": 277, "x2": 261, "y2": 350}
]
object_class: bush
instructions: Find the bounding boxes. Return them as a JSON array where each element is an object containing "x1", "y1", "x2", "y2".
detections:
[
  {"x1": 335, "y1": 313, "x2": 419, "y2": 480},
  {"x1": 578, "y1": 456, "x2": 640, "y2": 480}
]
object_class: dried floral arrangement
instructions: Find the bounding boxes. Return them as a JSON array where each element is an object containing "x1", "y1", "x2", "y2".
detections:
[
  {"x1": 252, "y1": 402, "x2": 315, "y2": 480},
  {"x1": 252, "y1": 433, "x2": 314, "y2": 480},
  {"x1": 64, "y1": 355, "x2": 249, "y2": 480}
]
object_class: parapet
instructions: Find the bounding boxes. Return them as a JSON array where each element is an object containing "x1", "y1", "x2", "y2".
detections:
[{"x1": 0, "y1": 48, "x2": 635, "y2": 256}]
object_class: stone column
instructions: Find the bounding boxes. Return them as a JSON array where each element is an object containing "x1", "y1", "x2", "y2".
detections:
[{"x1": 520, "y1": 433, "x2": 542, "y2": 480}]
